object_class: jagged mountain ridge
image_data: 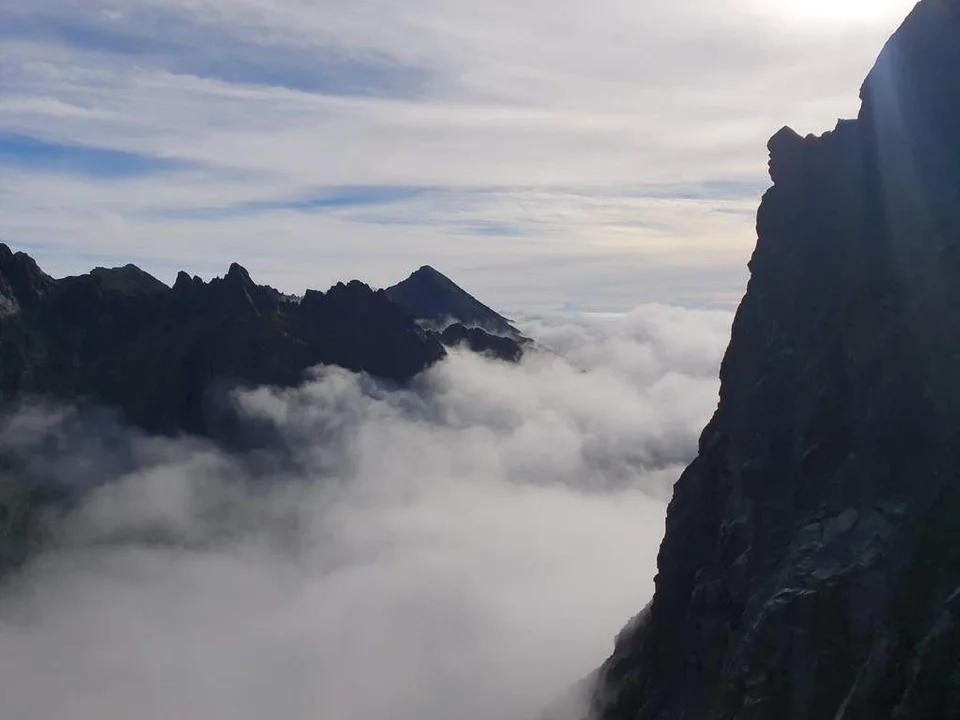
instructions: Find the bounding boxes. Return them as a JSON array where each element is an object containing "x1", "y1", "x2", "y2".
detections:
[
  {"x1": 0, "y1": 245, "x2": 447, "y2": 438},
  {"x1": 0, "y1": 248, "x2": 532, "y2": 575},
  {"x1": 589, "y1": 2, "x2": 960, "y2": 719}
]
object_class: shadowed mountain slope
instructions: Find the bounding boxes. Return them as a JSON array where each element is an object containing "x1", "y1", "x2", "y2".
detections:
[
  {"x1": 0, "y1": 246, "x2": 445, "y2": 438},
  {"x1": 386, "y1": 265, "x2": 521, "y2": 337},
  {"x1": 589, "y1": 2, "x2": 960, "y2": 718}
]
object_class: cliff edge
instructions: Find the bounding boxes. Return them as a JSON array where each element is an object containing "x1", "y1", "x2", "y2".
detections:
[{"x1": 591, "y1": 2, "x2": 960, "y2": 718}]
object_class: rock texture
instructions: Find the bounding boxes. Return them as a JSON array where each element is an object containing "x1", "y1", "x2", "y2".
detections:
[
  {"x1": 0, "y1": 248, "x2": 445, "y2": 438},
  {"x1": 590, "y1": 3, "x2": 960, "y2": 719},
  {"x1": 386, "y1": 265, "x2": 522, "y2": 337},
  {"x1": 429, "y1": 322, "x2": 526, "y2": 363}
]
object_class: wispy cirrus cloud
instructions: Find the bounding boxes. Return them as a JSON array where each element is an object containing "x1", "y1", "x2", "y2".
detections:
[
  {"x1": 0, "y1": 5, "x2": 436, "y2": 98},
  {"x1": 0, "y1": 132, "x2": 198, "y2": 177},
  {"x1": 0, "y1": 0, "x2": 917, "y2": 309}
]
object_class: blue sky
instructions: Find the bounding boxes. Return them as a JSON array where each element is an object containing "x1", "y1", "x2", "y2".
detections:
[
  {"x1": 0, "y1": 0, "x2": 916, "y2": 311},
  {"x1": 0, "y1": 132, "x2": 198, "y2": 177}
]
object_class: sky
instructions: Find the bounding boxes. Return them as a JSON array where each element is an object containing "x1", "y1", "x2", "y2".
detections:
[{"x1": 0, "y1": 0, "x2": 918, "y2": 312}]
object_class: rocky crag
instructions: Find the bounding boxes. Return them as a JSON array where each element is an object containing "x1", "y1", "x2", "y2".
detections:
[
  {"x1": 0, "y1": 247, "x2": 446, "y2": 438},
  {"x1": 0, "y1": 252, "x2": 530, "y2": 573},
  {"x1": 387, "y1": 265, "x2": 523, "y2": 338},
  {"x1": 590, "y1": 2, "x2": 960, "y2": 718},
  {"x1": 428, "y1": 322, "x2": 526, "y2": 363},
  {"x1": 387, "y1": 265, "x2": 530, "y2": 360}
]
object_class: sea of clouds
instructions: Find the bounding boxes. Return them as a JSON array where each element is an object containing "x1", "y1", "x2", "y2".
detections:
[{"x1": 0, "y1": 303, "x2": 732, "y2": 720}]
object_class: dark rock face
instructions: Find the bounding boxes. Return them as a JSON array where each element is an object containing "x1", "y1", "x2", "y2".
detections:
[
  {"x1": 0, "y1": 244, "x2": 54, "y2": 317},
  {"x1": 0, "y1": 249, "x2": 445, "y2": 438},
  {"x1": 386, "y1": 265, "x2": 522, "y2": 337},
  {"x1": 591, "y1": 3, "x2": 960, "y2": 719},
  {"x1": 429, "y1": 323, "x2": 526, "y2": 362}
]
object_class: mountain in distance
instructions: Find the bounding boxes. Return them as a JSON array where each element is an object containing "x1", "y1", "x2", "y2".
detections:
[
  {"x1": 586, "y1": 2, "x2": 960, "y2": 719},
  {"x1": 386, "y1": 265, "x2": 523, "y2": 338},
  {"x1": 386, "y1": 265, "x2": 531, "y2": 361},
  {"x1": 0, "y1": 248, "x2": 535, "y2": 575},
  {"x1": 0, "y1": 245, "x2": 451, "y2": 439},
  {"x1": 431, "y1": 322, "x2": 525, "y2": 363},
  {"x1": 0, "y1": 247, "x2": 534, "y2": 441}
]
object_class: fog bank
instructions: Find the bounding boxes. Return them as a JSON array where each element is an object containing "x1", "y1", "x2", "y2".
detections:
[{"x1": 0, "y1": 304, "x2": 732, "y2": 720}]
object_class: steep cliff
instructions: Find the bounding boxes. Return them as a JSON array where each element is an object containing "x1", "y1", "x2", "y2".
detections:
[{"x1": 591, "y1": 2, "x2": 960, "y2": 718}]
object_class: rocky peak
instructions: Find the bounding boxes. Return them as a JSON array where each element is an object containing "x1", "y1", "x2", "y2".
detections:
[
  {"x1": 766, "y1": 126, "x2": 806, "y2": 184},
  {"x1": 0, "y1": 243, "x2": 53, "y2": 316},
  {"x1": 0, "y1": 250, "x2": 445, "y2": 438},
  {"x1": 173, "y1": 270, "x2": 201, "y2": 293},
  {"x1": 411, "y1": 264, "x2": 445, "y2": 281},
  {"x1": 298, "y1": 288, "x2": 325, "y2": 311},
  {"x1": 327, "y1": 279, "x2": 377, "y2": 300},
  {"x1": 202, "y1": 261, "x2": 278, "y2": 317},
  {"x1": 87, "y1": 264, "x2": 168, "y2": 296},
  {"x1": 226, "y1": 262, "x2": 251, "y2": 281},
  {"x1": 859, "y1": 0, "x2": 960, "y2": 253},
  {"x1": 385, "y1": 264, "x2": 520, "y2": 337}
]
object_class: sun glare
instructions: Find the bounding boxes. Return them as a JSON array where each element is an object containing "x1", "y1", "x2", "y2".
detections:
[{"x1": 766, "y1": 0, "x2": 916, "y2": 23}]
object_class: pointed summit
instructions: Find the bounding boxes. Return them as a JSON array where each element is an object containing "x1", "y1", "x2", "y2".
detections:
[
  {"x1": 226, "y1": 262, "x2": 252, "y2": 282},
  {"x1": 209, "y1": 261, "x2": 279, "y2": 317},
  {"x1": 411, "y1": 265, "x2": 445, "y2": 279},
  {"x1": 0, "y1": 243, "x2": 54, "y2": 315},
  {"x1": 386, "y1": 265, "x2": 519, "y2": 337}
]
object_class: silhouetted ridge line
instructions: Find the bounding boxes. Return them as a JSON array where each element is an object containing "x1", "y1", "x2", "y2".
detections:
[
  {"x1": 386, "y1": 265, "x2": 521, "y2": 338},
  {"x1": 0, "y1": 248, "x2": 445, "y2": 439}
]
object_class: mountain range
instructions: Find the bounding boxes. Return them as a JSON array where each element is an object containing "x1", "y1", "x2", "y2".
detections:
[
  {"x1": 0, "y1": 253, "x2": 529, "y2": 572},
  {"x1": 0, "y1": 248, "x2": 524, "y2": 440},
  {"x1": 3, "y1": 1, "x2": 960, "y2": 716}
]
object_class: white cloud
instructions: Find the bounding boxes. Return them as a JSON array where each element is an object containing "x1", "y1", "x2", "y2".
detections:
[
  {"x1": 0, "y1": 304, "x2": 731, "y2": 720},
  {"x1": 0, "y1": 168, "x2": 757, "y2": 311},
  {"x1": 0, "y1": 0, "x2": 917, "y2": 306}
]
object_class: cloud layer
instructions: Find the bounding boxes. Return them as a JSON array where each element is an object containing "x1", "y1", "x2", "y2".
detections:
[
  {"x1": 0, "y1": 304, "x2": 731, "y2": 720},
  {"x1": 0, "y1": 0, "x2": 917, "y2": 308}
]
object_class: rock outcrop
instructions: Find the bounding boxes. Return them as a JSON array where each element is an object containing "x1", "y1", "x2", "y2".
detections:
[
  {"x1": 0, "y1": 249, "x2": 446, "y2": 438},
  {"x1": 590, "y1": 2, "x2": 960, "y2": 719},
  {"x1": 428, "y1": 322, "x2": 526, "y2": 363},
  {"x1": 0, "y1": 244, "x2": 54, "y2": 317},
  {"x1": 386, "y1": 265, "x2": 522, "y2": 337}
]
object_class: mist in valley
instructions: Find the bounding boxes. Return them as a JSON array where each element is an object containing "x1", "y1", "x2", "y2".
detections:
[{"x1": 0, "y1": 304, "x2": 731, "y2": 720}]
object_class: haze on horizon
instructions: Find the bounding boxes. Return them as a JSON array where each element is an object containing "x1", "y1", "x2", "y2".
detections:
[{"x1": 0, "y1": 0, "x2": 917, "y2": 312}]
